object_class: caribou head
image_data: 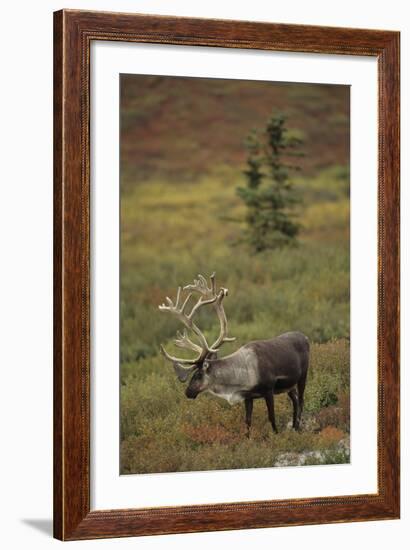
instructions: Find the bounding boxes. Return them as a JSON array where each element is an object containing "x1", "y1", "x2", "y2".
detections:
[{"x1": 158, "y1": 273, "x2": 235, "y2": 398}]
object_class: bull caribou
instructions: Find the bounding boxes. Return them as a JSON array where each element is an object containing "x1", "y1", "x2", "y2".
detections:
[{"x1": 159, "y1": 273, "x2": 309, "y2": 436}]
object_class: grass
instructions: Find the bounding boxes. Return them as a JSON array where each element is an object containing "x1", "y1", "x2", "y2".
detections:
[
  {"x1": 121, "y1": 338, "x2": 349, "y2": 474},
  {"x1": 120, "y1": 165, "x2": 350, "y2": 474}
]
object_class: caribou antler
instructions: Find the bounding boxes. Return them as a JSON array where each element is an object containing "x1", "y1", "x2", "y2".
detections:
[
  {"x1": 184, "y1": 272, "x2": 236, "y2": 352},
  {"x1": 158, "y1": 273, "x2": 235, "y2": 368},
  {"x1": 158, "y1": 283, "x2": 216, "y2": 366},
  {"x1": 174, "y1": 330, "x2": 202, "y2": 353}
]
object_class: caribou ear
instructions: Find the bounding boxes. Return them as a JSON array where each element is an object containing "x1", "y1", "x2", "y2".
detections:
[
  {"x1": 173, "y1": 362, "x2": 197, "y2": 383},
  {"x1": 203, "y1": 353, "x2": 216, "y2": 372}
]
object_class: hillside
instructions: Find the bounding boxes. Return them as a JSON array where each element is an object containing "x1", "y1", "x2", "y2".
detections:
[{"x1": 120, "y1": 74, "x2": 349, "y2": 186}]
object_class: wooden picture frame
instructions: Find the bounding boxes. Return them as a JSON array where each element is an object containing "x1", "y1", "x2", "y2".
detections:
[{"x1": 53, "y1": 9, "x2": 400, "y2": 540}]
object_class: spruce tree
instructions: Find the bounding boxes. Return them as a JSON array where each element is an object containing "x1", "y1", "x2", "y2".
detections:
[{"x1": 237, "y1": 113, "x2": 302, "y2": 252}]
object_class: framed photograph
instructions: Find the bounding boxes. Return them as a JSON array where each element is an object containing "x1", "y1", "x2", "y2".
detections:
[{"x1": 54, "y1": 9, "x2": 400, "y2": 540}]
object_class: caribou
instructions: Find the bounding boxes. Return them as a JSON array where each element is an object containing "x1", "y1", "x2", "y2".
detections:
[{"x1": 159, "y1": 273, "x2": 309, "y2": 436}]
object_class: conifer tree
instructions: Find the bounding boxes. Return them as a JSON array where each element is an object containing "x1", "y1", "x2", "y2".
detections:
[{"x1": 237, "y1": 113, "x2": 302, "y2": 252}]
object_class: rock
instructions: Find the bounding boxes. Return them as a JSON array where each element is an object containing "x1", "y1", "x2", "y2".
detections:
[
  {"x1": 274, "y1": 452, "x2": 304, "y2": 467},
  {"x1": 274, "y1": 450, "x2": 331, "y2": 467},
  {"x1": 337, "y1": 437, "x2": 350, "y2": 452}
]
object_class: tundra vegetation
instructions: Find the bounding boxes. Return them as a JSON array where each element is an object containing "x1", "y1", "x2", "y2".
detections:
[{"x1": 120, "y1": 75, "x2": 350, "y2": 474}]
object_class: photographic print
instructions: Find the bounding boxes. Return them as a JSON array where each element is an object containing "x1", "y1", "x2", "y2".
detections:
[{"x1": 120, "y1": 74, "x2": 350, "y2": 475}]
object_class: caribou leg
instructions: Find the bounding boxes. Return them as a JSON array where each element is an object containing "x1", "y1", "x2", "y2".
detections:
[
  {"x1": 288, "y1": 388, "x2": 300, "y2": 430},
  {"x1": 264, "y1": 391, "x2": 278, "y2": 434},
  {"x1": 297, "y1": 373, "x2": 307, "y2": 427},
  {"x1": 244, "y1": 398, "x2": 253, "y2": 438}
]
